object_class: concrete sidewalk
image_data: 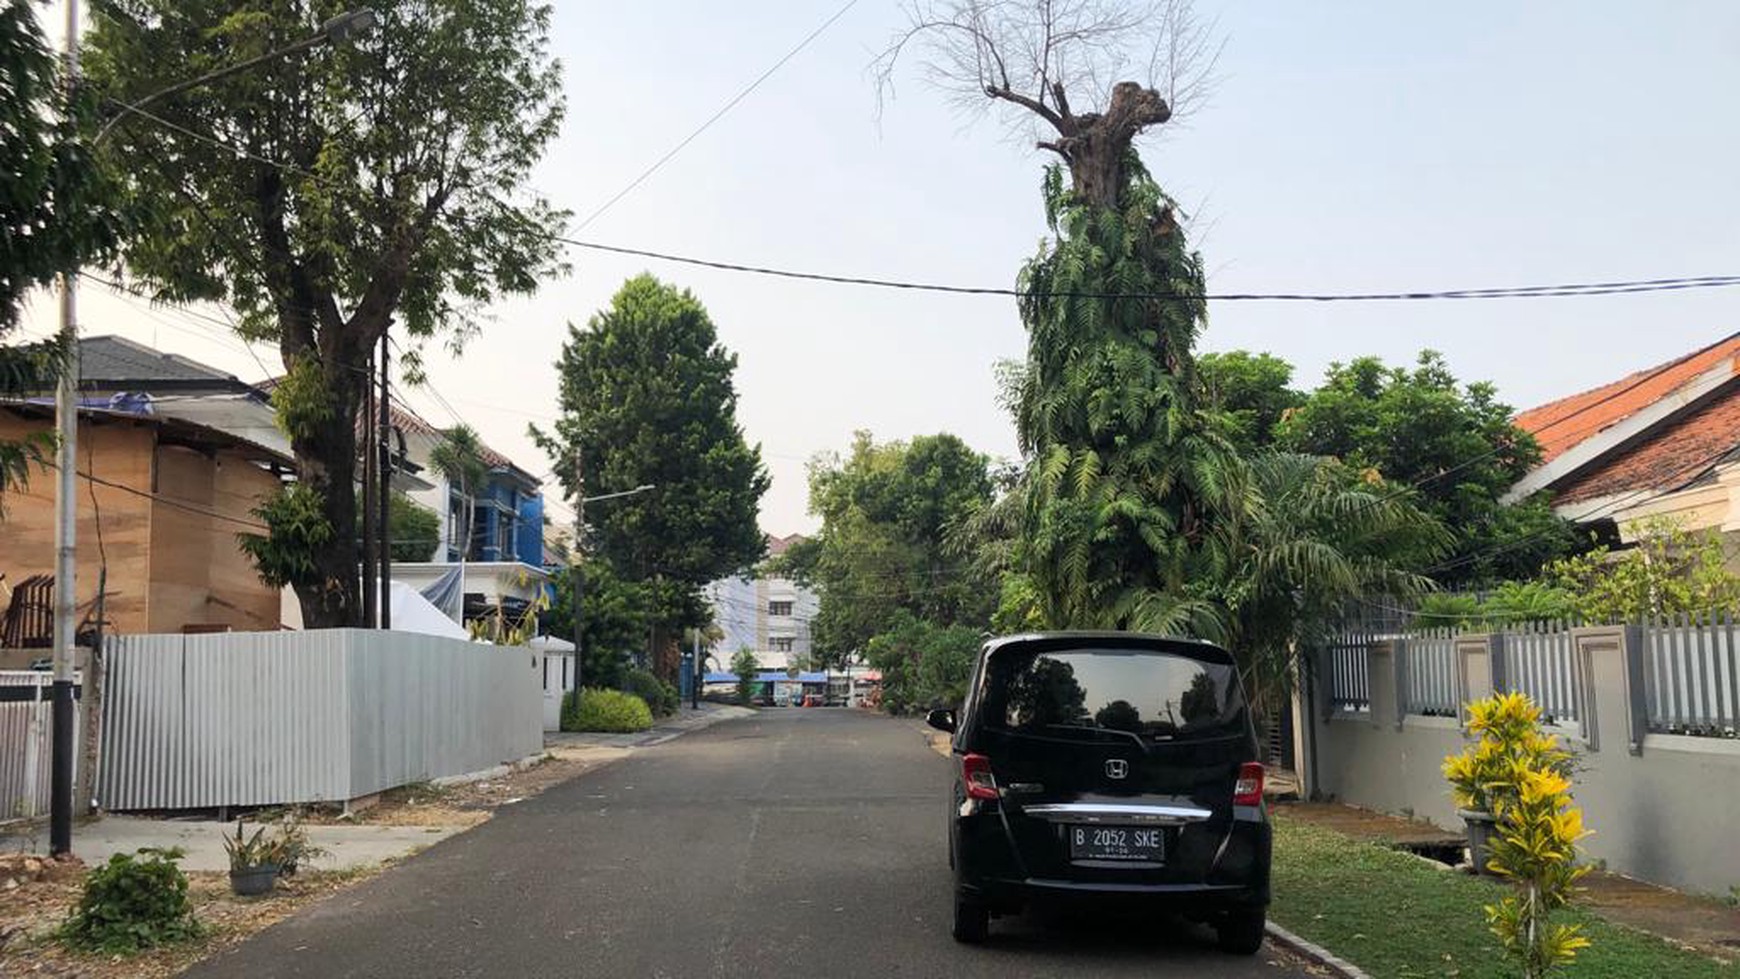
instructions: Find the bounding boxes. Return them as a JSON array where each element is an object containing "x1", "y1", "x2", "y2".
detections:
[
  {"x1": 546, "y1": 701, "x2": 756, "y2": 750},
  {"x1": 1, "y1": 815, "x2": 463, "y2": 873}
]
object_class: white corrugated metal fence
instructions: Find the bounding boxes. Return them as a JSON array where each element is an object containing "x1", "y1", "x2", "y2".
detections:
[{"x1": 99, "y1": 630, "x2": 540, "y2": 811}]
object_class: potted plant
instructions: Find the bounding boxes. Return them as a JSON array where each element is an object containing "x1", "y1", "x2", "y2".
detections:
[
  {"x1": 1442, "y1": 692, "x2": 1571, "y2": 874},
  {"x1": 263, "y1": 814, "x2": 327, "y2": 878},
  {"x1": 222, "y1": 822, "x2": 279, "y2": 896}
]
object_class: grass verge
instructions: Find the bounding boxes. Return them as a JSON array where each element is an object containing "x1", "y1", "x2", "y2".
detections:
[{"x1": 1271, "y1": 812, "x2": 1730, "y2": 978}]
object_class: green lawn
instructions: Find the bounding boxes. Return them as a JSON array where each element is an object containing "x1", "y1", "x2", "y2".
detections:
[{"x1": 1270, "y1": 813, "x2": 1730, "y2": 978}]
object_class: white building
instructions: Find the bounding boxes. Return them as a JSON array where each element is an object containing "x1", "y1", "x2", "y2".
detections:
[{"x1": 705, "y1": 533, "x2": 820, "y2": 673}]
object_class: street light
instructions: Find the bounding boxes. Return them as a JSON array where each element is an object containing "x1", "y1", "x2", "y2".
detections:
[
  {"x1": 47, "y1": 3, "x2": 379, "y2": 858},
  {"x1": 569, "y1": 482, "x2": 654, "y2": 695}
]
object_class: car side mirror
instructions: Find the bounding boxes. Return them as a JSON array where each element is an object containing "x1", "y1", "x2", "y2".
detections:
[{"x1": 926, "y1": 708, "x2": 956, "y2": 733}]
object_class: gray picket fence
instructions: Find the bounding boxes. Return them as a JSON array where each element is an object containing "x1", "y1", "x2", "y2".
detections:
[{"x1": 1643, "y1": 612, "x2": 1740, "y2": 738}]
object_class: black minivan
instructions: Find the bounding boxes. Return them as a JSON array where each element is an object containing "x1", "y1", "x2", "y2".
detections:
[{"x1": 926, "y1": 632, "x2": 1271, "y2": 951}]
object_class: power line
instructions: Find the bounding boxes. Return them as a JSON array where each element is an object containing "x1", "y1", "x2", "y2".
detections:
[
  {"x1": 552, "y1": 236, "x2": 1740, "y2": 302},
  {"x1": 105, "y1": 94, "x2": 1740, "y2": 306},
  {"x1": 573, "y1": 0, "x2": 861, "y2": 233}
]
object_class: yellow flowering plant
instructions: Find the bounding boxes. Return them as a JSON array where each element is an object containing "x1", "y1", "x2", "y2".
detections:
[
  {"x1": 1446, "y1": 693, "x2": 1592, "y2": 977},
  {"x1": 1442, "y1": 692, "x2": 1570, "y2": 814}
]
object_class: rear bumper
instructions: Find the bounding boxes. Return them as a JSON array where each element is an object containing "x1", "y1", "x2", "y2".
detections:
[
  {"x1": 953, "y1": 806, "x2": 1271, "y2": 913},
  {"x1": 961, "y1": 875, "x2": 1267, "y2": 913}
]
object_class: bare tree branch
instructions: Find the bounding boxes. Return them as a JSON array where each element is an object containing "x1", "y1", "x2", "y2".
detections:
[
  {"x1": 873, "y1": 0, "x2": 1218, "y2": 147},
  {"x1": 873, "y1": 0, "x2": 1218, "y2": 205}
]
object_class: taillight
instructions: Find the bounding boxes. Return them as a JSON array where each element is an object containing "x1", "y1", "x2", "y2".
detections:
[
  {"x1": 1233, "y1": 762, "x2": 1264, "y2": 807},
  {"x1": 961, "y1": 753, "x2": 999, "y2": 801}
]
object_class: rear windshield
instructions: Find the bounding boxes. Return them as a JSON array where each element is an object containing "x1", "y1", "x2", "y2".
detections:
[{"x1": 982, "y1": 646, "x2": 1244, "y2": 742}]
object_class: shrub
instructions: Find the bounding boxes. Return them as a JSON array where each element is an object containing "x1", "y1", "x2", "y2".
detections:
[
  {"x1": 59, "y1": 848, "x2": 201, "y2": 954},
  {"x1": 1442, "y1": 692, "x2": 1572, "y2": 814},
  {"x1": 1446, "y1": 693, "x2": 1593, "y2": 978},
  {"x1": 562, "y1": 687, "x2": 653, "y2": 733},
  {"x1": 623, "y1": 668, "x2": 678, "y2": 717},
  {"x1": 730, "y1": 648, "x2": 760, "y2": 706}
]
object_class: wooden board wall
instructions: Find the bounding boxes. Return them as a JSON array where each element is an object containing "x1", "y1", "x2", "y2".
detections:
[
  {"x1": 0, "y1": 413, "x2": 155, "y2": 635},
  {"x1": 147, "y1": 443, "x2": 280, "y2": 632}
]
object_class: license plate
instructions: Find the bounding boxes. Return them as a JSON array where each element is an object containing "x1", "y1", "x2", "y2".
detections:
[{"x1": 1067, "y1": 825, "x2": 1165, "y2": 862}]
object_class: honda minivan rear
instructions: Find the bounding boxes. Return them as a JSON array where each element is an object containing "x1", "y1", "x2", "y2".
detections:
[{"x1": 928, "y1": 632, "x2": 1270, "y2": 951}]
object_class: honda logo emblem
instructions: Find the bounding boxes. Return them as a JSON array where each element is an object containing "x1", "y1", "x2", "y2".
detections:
[{"x1": 1105, "y1": 759, "x2": 1128, "y2": 780}]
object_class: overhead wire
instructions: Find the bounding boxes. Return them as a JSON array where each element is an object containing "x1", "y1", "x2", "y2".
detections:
[
  {"x1": 100, "y1": 97, "x2": 1740, "y2": 306},
  {"x1": 572, "y1": 0, "x2": 861, "y2": 233}
]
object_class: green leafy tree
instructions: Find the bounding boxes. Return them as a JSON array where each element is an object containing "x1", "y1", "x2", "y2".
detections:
[
  {"x1": 730, "y1": 647, "x2": 760, "y2": 706},
  {"x1": 1, "y1": 1, "x2": 119, "y2": 508},
  {"x1": 864, "y1": 611, "x2": 983, "y2": 715},
  {"x1": 1545, "y1": 518, "x2": 1740, "y2": 623},
  {"x1": 543, "y1": 561, "x2": 649, "y2": 691},
  {"x1": 1, "y1": 0, "x2": 119, "y2": 329},
  {"x1": 1009, "y1": 156, "x2": 1243, "y2": 638},
  {"x1": 1211, "y1": 452, "x2": 1445, "y2": 716},
  {"x1": 87, "y1": 0, "x2": 567, "y2": 626},
  {"x1": 1199, "y1": 351, "x2": 1304, "y2": 452},
  {"x1": 386, "y1": 491, "x2": 440, "y2": 562},
  {"x1": 1275, "y1": 351, "x2": 1579, "y2": 586},
  {"x1": 535, "y1": 275, "x2": 770, "y2": 682},
  {"x1": 428, "y1": 424, "x2": 489, "y2": 561},
  {"x1": 803, "y1": 431, "x2": 995, "y2": 666}
]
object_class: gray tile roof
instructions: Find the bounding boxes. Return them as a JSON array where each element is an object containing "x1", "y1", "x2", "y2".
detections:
[{"x1": 78, "y1": 335, "x2": 257, "y2": 392}]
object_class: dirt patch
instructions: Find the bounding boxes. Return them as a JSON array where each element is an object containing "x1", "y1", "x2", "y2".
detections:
[
  {"x1": 293, "y1": 745, "x2": 628, "y2": 828},
  {"x1": 0, "y1": 859, "x2": 388, "y2": 978},
  {"x1": 1273, "y1": 800, "x2": 1464, "y2": 848},
  {"x1": 1577, "y1": 871, "x2": 1740, "y2": 961}
]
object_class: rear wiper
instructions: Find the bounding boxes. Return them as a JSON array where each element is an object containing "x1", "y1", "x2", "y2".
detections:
[{"x1": 1039, "y1": 724, "x2": 1148, "y2": 750}]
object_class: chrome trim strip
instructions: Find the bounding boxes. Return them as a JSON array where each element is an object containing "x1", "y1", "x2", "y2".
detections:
[{"x1": 1020, "y1": 803, "x2": 1213, "y2": 826}]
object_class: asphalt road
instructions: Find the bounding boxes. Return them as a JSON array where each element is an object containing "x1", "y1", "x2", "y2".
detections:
[{"x1": 186, "y1": 709, "x2": 1315, "y2": 978}]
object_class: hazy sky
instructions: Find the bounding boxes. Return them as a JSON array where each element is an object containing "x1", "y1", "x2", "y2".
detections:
[{"x1": 23, "y1": 1, "x2": 1740, "y2": 535}]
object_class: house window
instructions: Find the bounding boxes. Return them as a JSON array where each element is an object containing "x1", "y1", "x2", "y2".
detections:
[
  {"x1": 770, "y1": 637, "x2": 794, "y2": 653},
  {"x1": 768, "y1": 601, "x2": 793, "y2": 617}
]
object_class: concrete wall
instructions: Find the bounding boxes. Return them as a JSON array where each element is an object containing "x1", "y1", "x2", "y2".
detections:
[
  {"x1": 1306, "y1": 627, "x2": 1740, "y2": 896},
  {"x1": 98, "y1": 630, "x2": 542, "y2": 811}
]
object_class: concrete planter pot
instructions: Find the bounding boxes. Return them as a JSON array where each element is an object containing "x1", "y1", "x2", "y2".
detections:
[
  {"x1": 1458, "y1": 809, "x2": 1498, "y2": 874},
  {"x1": 229, "y1": 863, "x2": 280, "y2": 897}
]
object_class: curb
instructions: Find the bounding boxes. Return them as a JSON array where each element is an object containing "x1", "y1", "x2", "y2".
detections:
[{"x1": 1265, "y1": 921, "x2": 1373, "y2": 979}]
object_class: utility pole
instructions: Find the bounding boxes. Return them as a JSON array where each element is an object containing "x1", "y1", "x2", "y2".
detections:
[
  {"x1": 48, "y1": 0, "x2": 83, "y2": 860},
  {"x1": 361, "y1": 351, "x2": 377, "y2": 627},
  {"x1": 691, "y1": 628, "x2": 701, "y2": 710},
  {"x1": 570, "y1": 448, "x2": 585, "y2": 694},
  {"x1": 378, "y1": 334, "x2": 392, "y2": 628}
]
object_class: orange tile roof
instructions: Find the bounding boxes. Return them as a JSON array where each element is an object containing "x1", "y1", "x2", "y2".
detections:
[
  {"x1": 1553, "y1": 386, "x2": 1740, "y2": 505},
  {"x1": 1514, "y1": 333, "x2": 1740, "y2": 463}
]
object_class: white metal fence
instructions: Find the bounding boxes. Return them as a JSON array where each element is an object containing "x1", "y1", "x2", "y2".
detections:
[
  {"x1": 99, "y1": 630, "x2": 541, "y2": 811},
  {"x1": 1324, "y1": 632, "x2": 1373, "y2": 712},
  {"x1": 1403, "y1": 631, "x2": 1459, "y2": 717},
  {"x1": 1502, "y1": 622, "x2": 1583, "y2": 726},
  {"x1": 1644, "y1": 612, "x2": 1740, "y2": 738},
  {"x1": 0, "y1": 671, "x2": 78, "y2": 823}
]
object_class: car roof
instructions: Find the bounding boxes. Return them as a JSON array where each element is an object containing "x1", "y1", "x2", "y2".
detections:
[{"x1": 982, "y1": 631, "x2": 1235, "y2": 666}]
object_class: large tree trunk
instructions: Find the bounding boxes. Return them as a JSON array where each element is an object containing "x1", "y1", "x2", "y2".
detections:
[
  {"x1": 289, "y1": 346, "x2": 369, "y2": 629},
  {"x1": 1039, "y1": 82, "x2": 1173, "y2": 209}
]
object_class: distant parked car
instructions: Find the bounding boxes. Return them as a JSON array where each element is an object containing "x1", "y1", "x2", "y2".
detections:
[
  {"x1": 927, "y1": 631, "x2": 1271, "y2": 952},
  {"x1": 28, "y1": 657, "x2": 52, "y2": 671}
]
